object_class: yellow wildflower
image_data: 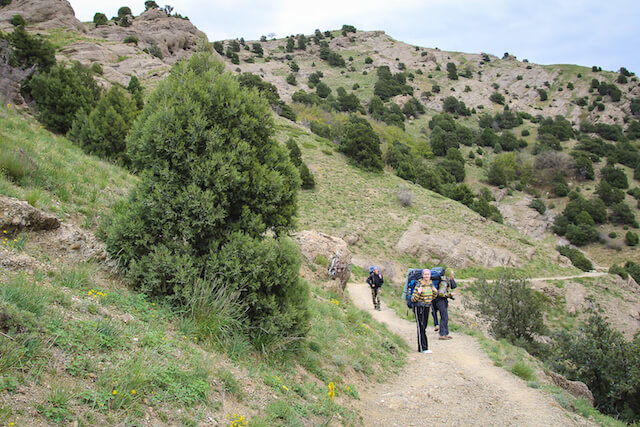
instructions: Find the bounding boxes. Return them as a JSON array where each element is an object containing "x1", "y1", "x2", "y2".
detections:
[
  {"x1": 112, "y1": 390, "x2": 118, "y2": 395},
  {"x1": 328, "y1": 382, "x2": 335, "y2": 400},
  {"x1": 131, "y1": 389, "x2": 136, "y2": 395}
]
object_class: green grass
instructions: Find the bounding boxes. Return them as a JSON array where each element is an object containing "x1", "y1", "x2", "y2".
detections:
[{"x1": 0, "y1": 105, "x2": 135, "y2": 228}]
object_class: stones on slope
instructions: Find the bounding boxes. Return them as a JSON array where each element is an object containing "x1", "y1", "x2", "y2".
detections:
[
  {"x1": 395, "y1": 221, "x2": 519, "y2": 269},
  {"x1": 497, "y1": 194, "x2": 556, "y2": 240},
  {"x1": 1, "y1": 195, "x2": 60, "y2": 234},
  {"x1": 548, "y1": 371, "x2": 594, "y2": 405}
]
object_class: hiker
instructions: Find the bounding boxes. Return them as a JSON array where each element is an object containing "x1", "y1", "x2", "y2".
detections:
[
  {"x1": 433, "y1": 268, "x2": 457, "y2": 340},
  {"x1": 366, "y1": 266, "x2": 384, "y2": 310},
  {"x1": 411, "y1": 269, "x2": 437, "y2": 353}
]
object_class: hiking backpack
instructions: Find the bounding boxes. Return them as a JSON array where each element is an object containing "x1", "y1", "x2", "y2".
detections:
[
  {"x1": 431, "y1": 267, "x2": 457, "y2": 298},
  {"x1": 402, "y1": 268, "x2": 424, "y2": 309}
]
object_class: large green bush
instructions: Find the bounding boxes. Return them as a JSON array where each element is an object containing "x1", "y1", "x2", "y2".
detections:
[
  {"x1": 556, "y1": 245, "x2": 593, "y2": 271},
  {"x1": 338, "y1": 115, "x2": 383, "y2": 172},
  {"x1": 27, "y1": 62, "x2": 101, "y2": 133},
  {"x1": 104, "y1": 53, "x2": 308, "y2": 349},
  {"x1": 3, "y1": 25, "x2": 55, "y2": 71},
  {"x1": 549, "y1": 314, "x2": 640, "y2": 421},
  {"x1": 466, "y1": 271, "x2": 546, "y2": 344},
  {"x1": 67, "y1": 85, "x2": 138, "y2": 163}
]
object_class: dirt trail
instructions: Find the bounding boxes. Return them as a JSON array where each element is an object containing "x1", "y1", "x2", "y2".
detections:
[{"x1": 347, "y1": 282, "x2": 597, "y2": 427}]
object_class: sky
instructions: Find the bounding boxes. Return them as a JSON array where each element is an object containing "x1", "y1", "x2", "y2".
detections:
[{"x1": 67, "y1": 0, "x2": 640, "y2": 74}]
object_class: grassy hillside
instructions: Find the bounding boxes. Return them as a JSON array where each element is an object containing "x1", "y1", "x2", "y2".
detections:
[{"x1": 0, "y1": 106, "x2": 408, "y2": 426}]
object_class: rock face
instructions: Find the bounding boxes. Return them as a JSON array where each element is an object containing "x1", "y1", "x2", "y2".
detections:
[
  {"x1": 0, "y1": 195, "x2": 109, "y2": 272},
  {"x1": 88, "y1": 8, "x2": 204, "y2": 65},
  {"x1": 0, "y1": 0, "x2": 85, "y2": 32},
  {"x1": 497, "y1": 195, "x2": 555, "y2": 240},
  {"x1": 294, "y1": 230, "x2": 352, "y2": 292},
  {"x1": 548, "y1": 372, "x2": 594, "y2": 405},
  {"x1": 0, "y1": 195, "x2": 60, "y2": 234},
  {"x1": 0, "y1": 39, "x2": 33, "y2": 106},
  {"x1": 1, "y1": 1, "x2": 205, "y2": 88},
  {"x1": 396, "y1": 221, "x2": 519, "y2": 269}
]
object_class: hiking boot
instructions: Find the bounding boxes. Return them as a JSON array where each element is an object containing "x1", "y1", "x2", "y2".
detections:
[
  {"x1": 442, "y1": 335, "x2": 453, "y2": 340},
  {"x1": 438, "y1": 336, "x2": 448, "y2": 340},
  {"x1": 422, "y1": 349, "x2": 432, "y2": 354},
  {"x1": 434, "y1": 325, "x2": 440, "y2": 332}
]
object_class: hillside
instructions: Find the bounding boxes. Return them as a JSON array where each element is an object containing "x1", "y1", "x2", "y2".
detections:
[{"x1": 1, "y1": 0, "x2": 640, "y2": 425}]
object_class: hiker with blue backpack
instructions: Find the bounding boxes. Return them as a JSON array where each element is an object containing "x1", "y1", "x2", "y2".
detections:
[
  {"x1": 410, "y1": 269, "x2": 437, "y2": 354},
  {"x1": 431, "y1": 268, "x2": 457, "y2": 340},
  {"x1": 366, "y1": 266, "x2": 384, "y2": 310}
]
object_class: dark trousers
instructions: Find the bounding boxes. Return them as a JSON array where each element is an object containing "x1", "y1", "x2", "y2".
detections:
[
  {"x1": 432, "y1": 302, "x2": 439, "y2": 326},
  {"x1": 413, "y1": 304, "x2": 431, "y2": 352},
  {"x1": 370, "y1": 286, "x2": 380, "y2": 309},
  {"x1": 433, "y1": 297, "x2": 449, "y2": 336}
]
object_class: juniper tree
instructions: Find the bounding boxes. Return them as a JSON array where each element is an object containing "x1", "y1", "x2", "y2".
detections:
[{"x1": 104, "y1": 53, "x2": 309, "y2": 349}]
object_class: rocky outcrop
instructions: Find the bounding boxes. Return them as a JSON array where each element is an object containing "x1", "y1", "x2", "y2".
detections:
[
  {"x1": 88, "y1": 8, "x2": 204, "y2": 65},
  {"x1": 497, "y1": 195, "x2": 556, "y2": 240},
  {"x1": 548, "y1": 372, "x2": 594, "y2": 405},
  {"x1": 294, "y1": 230, "x2": 352, "y2": 292},
  {"x1": 1, "y1": 195, "x2": 60, "y2": 234},
  {"x1": 0, "y1": 0, "x2": 85, "y2": 32},
  {"x1": 0, "y1": 39, "x2": 33, "y2": 106},
  {"x1": 396, "y1": 221, "x2": 519, "y2": 269}
]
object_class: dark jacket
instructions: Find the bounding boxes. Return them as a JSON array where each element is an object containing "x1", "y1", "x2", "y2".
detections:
[{"x1": 367, "y1": 272, "x2": 384, "y2": 289}]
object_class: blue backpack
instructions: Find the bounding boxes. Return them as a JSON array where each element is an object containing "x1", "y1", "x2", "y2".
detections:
[
  {"x1": 402, "y1": 268, "x2": 424, "y2": 309},
  {"x1": 430, "y1": 266, "x2": 445, "y2": 289}
]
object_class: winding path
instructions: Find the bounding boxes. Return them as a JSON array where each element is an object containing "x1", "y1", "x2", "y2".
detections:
[{"x1": 347, "y1": 280, "x2": 598, "y2": 426}]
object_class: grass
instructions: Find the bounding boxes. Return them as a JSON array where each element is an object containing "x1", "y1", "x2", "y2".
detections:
[
  {"x1": 0, "y1": 254, "x2": 407, "y2": 425},
  {"x1": 0, "y1": 105, "x2": 135, "y2": 228}
]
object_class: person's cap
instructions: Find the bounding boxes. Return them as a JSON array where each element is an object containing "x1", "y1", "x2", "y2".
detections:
[{"x1": 422, "y1": 269, "x2": 430, "y2": 274}]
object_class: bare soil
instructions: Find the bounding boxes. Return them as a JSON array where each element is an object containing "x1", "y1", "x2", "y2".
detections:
[{"x1": 346, "y1": 281, "x2": 598, "y2": 427}]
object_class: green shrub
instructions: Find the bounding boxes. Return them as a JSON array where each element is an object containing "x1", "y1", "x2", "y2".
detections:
[
  {"x1": 625, "y1": 261, "x2": 640, "y2": 283},
  {"x1": 67, "y1": 85, "x2": 139, "y2": 163},
  {"x1": 466, "y1": 270, "x2": 546, "y2": 343},
  {"x1": 93, "y1": 12, "x2": 109, "y2": 27},
  {"x1": 212, "y1": 41, "x2": 223, "y2": 55},
  {"x1": 117, "y1": 6, "x2": 132, "y2": 17},
  {"x1": 338, "y1": 115, "x2": 383, "y2": 172},
  {"x1": 4, "y1": 25, "x2": 55, "y2": 71},
  {"x1": 490, "y1": 92, "x2": 505, "y2": 105},
  {"x1": 10, "y1": 14, "x2": 25, "y2": 27},
  {"x1": 548, "y1": 314, "x2": 640, "y2": 421},
  {"x1": 127, "y1": 75, "x2": 144, "y2": 110},
  {"x1": 27, "y1": 62, "x2": 101, "y2": 133},
  {"x1": 537, "y1": 88, "x2": 548, "y2": 101},
  {"x1": 309, "y1": 121, "x2": 331, "y2": 139},
  {"x1": 143, "y1": 44, "x2": 163, "y2": 59},
  {"x1": 285, "y1": 73, "x2": 296, "y2": 85},
  {"x1": 625, "y1": 231, "x2": 639, "y2": 246},
  {"x1": 556, "y1": 246, "x2": 593, "y2": 271},
  {"x1": 609, "y1": 202, "x2": 637, "y2": 227},
  {"x1": 299, "y1": 162, "x2": 315, "y2": 189},
  {"x1": 123, "y1": 35, "x2": 138, "y2": 45},
  {"x1": 528, "y1": 198, "x2": 546, "y2": 214},
  {"x1": 609, "y1": 264, "x2": 628, "y2": 279},
  {"x1": 104, "y1": 53, "x2": 308, "y2": 350}
]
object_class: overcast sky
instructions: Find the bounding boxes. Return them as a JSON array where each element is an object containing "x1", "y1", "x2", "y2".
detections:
[{"x1": 67, "y1": 0, "x2": 640, "y2": 74}]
